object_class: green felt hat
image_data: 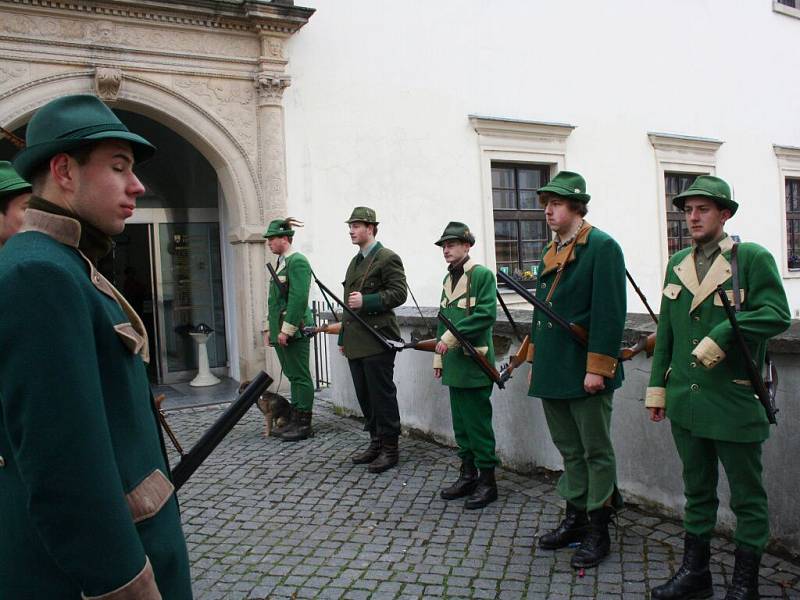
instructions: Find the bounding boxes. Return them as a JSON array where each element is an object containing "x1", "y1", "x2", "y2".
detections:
[
  {"x1": 435, "y1": 221, "x2": 475, "y2": 246},
  {"x1": 263, "y1": 217, "x2": 302, "y2": 238},
  {"x1": 672, "y1": 175, "x2": 738, "y2": 216},
  {"x1": 345, "y1": 206, "x2": 379, "y2": 224},
  {"x1": 0, "y1": 161, "x2": 31, "y2": 201},
  {"x1": 537, "y1": 170, "x2": 590, "y2": 203},
  {"x1": 13, "y1": 94, "x2": 155, "y2": 180}
]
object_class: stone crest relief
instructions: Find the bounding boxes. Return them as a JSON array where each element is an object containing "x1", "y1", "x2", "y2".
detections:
[
  {"x1": 0, "y1": 62, "x2": 29, "y2": 92},
  {"x1": 172, "y1": 76, "x2": 257, "y2": 154},
  {"x1": 95, "y1": 67, "x2": 123, "y2": 101}
]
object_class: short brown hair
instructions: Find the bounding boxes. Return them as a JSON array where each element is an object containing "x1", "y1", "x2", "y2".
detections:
[
  {"x1": 30, "y1": 142, "x2": 98, "y2": 194},
  {"x1": 538, "y1": 192, "x2": 588, "y2": 217}
]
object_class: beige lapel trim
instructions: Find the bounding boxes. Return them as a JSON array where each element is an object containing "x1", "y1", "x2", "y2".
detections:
[
  {"x1": 673, "y1": 243, "x2": 733, "y2": 313},
  {"x1": 276, "y1": 247, "x2": 295, "y2": 274},
  {"x1": 538, "y1": 223, "x2": 593, "y2": 278},
  {"x1": 20, "y1": 208, "x2": 81, "y2": 247},
  {"x1": 443, "y1": 257, "x2": 476, "y2": 303}
]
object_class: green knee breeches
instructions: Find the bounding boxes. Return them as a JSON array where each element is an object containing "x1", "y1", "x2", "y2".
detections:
[
  {"x1": 449, "y1": 385, "x2": 499, "y2": 470},
  {"x1": 275, "y1": 338, "x2": 315, "y2": 411}
]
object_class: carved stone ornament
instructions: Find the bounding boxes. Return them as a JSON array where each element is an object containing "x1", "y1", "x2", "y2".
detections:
[
  {"x1": 95, "y1": 67, "x2": 123, "y2": 101},
  {"x1": 254, "y1": 73, "x2": 290, "y2": 106}
]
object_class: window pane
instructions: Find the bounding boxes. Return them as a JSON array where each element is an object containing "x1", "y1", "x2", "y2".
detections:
[
  {"x1": 517, "y1": 168, "x2": 543, "y2": 190},
  {"x1": 492, "y1": 189, "x2": 515, "y2": 210},
  {"x1": 520, "y1": 220, "x2": 549, "y2": 269},
  {"x1": 494, "y1": 221, "x2": 519, "y2": 265},
  {"x1": 786, "y1": 178, "x2": 800, "y2": 212},
  {"x1": 491, "y1": 167, "x2": 514, "y2": 190},
  {"x1": 665, "y1": 172, "x2": 699, "y2": 214},
  {"x1": 519, "y1": 189, "x2": 542, "y2": 210},
  {"x1": 665, "y1": 172, "x2": 702, "y2": 257}
]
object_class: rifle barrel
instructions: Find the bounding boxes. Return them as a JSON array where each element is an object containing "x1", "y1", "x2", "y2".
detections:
[{"x1": 171, "y1": 371, "x2": 273, "y2": 491}]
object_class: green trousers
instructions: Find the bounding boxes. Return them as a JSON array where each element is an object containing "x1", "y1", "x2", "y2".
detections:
[
  {"x1": 671, "y1": 422, "x2": 768, "y2": 553},
  {"x1": 449, "y1": 385, "x2": 499, "y2": 470},
  {"x1": 541, "y1": 393, "x2": 619, "y2": 512},
  {"x1": 275, "y1": 337, "x2": 315, "y2": 411}
]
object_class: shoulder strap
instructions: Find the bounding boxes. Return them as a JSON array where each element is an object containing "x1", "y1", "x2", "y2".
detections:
[
  {"x1": 544, "y1": 223, "x2": 583, "y2": 303},
  {"x1": 731, "y1": 242, "x2": 741, "y2": 312},
  {"x1": 357, "y1": 247, "x2": 386, "y2": 292}
]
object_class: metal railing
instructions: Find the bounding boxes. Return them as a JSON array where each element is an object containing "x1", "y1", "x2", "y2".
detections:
[{"x1": 311, "y1": 300, "x2": 331, "y2": 390}]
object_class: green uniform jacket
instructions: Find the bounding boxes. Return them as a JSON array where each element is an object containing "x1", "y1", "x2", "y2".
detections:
[
  {"x1": 338, "y1": 242, "x2": 408, "y2": 359},
  {"x1": 645, "y1": 236, "x2": 790, "y2": 443},
  {"x1": 266, "y1": 249, "x2": 314, "y2": 344},
  {"x1": 528, "y1": 224, "x2": 627, "y2": 399},
  {"x1": 0, "y1": 210, "x2": 191, "y2": 599},
  {"x1": 434, "y1": 260, "x2": 497, "y2": 388}
]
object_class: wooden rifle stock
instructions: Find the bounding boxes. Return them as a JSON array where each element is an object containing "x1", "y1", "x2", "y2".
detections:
[
  {"x1": 154, "y1": 394, "x2": 185, "y2": 456},
  {"x1": 620, "y1": 332, "x2": 656, "y2": 361},
  {"x1": 302, "y1": 321, "x2": 342, "y2": 337},
  {"x1": 405, "y1": 338, "x2": 437, "y2": 352},
  {"x1": 498, "y1": 335, "x2": 530, "y2": 383}
]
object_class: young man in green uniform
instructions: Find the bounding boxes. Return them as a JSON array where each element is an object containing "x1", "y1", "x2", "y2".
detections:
[
  {"x1": 262, "y1": 217, "x2": 315, "y2": 441},
  {"x1": 527, "y1": 171, "x2": 627, "y2": 569},
  {"x1": 433, "y1": 222, "x2": 500, "y2": 509},
  {"x1": 0, "y1": 95, "x2": 192, "y2": 599},
  {"x1": 646, "y1": 176, "x2": 790, "y2": 600},
  {"x1": 0, "y1": 161, "x2": 31, "y2": 247},
  {"x1": 338, "y1": 207, "x2": 408, "y2": 473}
]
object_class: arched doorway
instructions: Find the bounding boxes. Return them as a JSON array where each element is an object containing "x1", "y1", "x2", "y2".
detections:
[{"x1": 1, "y1": 109, "x2": 231, "y2": 385}]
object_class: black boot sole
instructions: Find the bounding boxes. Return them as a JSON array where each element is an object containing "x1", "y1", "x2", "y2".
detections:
[
  {"x1": 440, "y1": 482, "x2": 478, "y2": 501},
  {"x1": 367, "y1": 460, "x2": 398, "y2": 474},
  {"x1": 538, "y1": 530, "x2": 588, "y2": 550},
  {"x1": 651, "y1": 589, "x2": 713, "y2": 600},
  {"x1": 464, "y1": 489, "x2": 498, "y2": 510},
  {"x1": 570, "y1": 548, "x2": 610, "y2": 569},
  {"x1": 278, "y1": 431, "x2": 314, "y2": 442}
]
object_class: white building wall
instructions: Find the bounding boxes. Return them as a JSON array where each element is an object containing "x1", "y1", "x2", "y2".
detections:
[{"x1": 283, "y1": 0, "x2": 800, "y2": 313}]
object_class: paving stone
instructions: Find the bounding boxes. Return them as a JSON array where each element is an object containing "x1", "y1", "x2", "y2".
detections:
[{"x1": 163, "y1": 397, "x2": 800, "y2": 599}]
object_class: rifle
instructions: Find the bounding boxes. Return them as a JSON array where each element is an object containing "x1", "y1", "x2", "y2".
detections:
[
  {"x1": 438, "y1": 312, "x2": 504, "y2": 388},
  {"x1": 312, "y1": 276, "x2": 406, "y2": 351},
  {"x1": 496, "y1": 270, "x2": 588, "y2": 348},
  {"x1": 619, "y1": 333, "x2": 656, "y2": 361},
  {"x1": 266, "y1": 261, "x2": 288, "y2": 299},
  {"x1": 498, "y1": 335, "x2": 530, "y2": 384},
  {"x1": 715, "y1": 286, "x2": 778, "y2": 425},
  {"x1": 171, "y1": 371, "x2": 273, "y2": 491},
  {"x1": 154, "y1": 394, "x2": 185, "y2": 456},
  {"x1": 302, "y1": 321, "x2": 342, "y2": 337}
]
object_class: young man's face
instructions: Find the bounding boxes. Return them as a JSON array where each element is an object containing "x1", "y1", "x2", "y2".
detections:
[
  {"x1": 70, "y1": 140, "x2": 145, "y2": 236},
  {"x1": 349, "y1": 221, "x2": 374, "y2": 246},
  {"x1": 0, "y1": 191, "x2": 31, "y2": 245},
  {"x1": 543, "y1": 195, "x2": 581, "y2": 236},
  {"x1": 683, "y1": 197, "x2": 730, "y2": 245},
  {"x1": 267, "y1": 235, "x2": 290, "y2": 255},
  {"x1": 441, "y1": 239, "x2": 470, "y2": 265}
]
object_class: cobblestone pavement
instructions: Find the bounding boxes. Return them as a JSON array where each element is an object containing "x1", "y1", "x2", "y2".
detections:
[{"x1": 165, "y1": 397, "x2": 800, "y2": 600}]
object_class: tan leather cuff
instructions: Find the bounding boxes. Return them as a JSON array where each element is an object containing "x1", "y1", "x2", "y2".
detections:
[
  {"x1": 526, "y1": 343, "x2": 535, "y2": 363},
  {"x1": 126, "y1": 469, "x2": 174, "y2": 524},
  {"x1": 432, "y1": 353, "x2": 443, "y2": 369},
  {"x1": 586, "y1": 352, "x2": 618, "y2": 378},
  {"x1": 692, "y1": 336, "x2": 725, "y2": 369},
  {"x1": 645, "y1": 386, "x2": 666, "y2": 409},
  {"x1": 280, "y1": 321, "x2": 298, "y2": 336},
  {"x1": 440, "y1": 330, "x2": 459, "y2": 349},
  {"x1": 82, "y1": 557, "x2": 160, "y2": 600}
]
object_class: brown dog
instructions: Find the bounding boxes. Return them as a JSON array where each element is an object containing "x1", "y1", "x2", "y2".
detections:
[{"x1": 239, "y1": 380, "x2": 292, "y2": 437}]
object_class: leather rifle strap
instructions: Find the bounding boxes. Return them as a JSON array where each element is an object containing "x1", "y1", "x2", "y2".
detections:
[
  {"x1": 545, "y1": 222, "x2": 583, "y2": 304},
  {"x1": 731, "y1": 242, "x2": 741, "y2": 312}
]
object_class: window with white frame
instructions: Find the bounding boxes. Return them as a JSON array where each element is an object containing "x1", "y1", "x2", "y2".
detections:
[
  {"x1": 775, "y1": 145, "x2": 800, "y2": 275},
  {"x1": 470, "y1": 115, "x2": 575, "y2": 290},
  {"x1": 648, "y1": 132, "x2": 723, "y2": 264}
]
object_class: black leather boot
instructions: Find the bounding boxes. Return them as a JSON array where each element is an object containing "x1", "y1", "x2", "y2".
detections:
[
  {"x1": 270, "y1": 406, "x2": 294, "y2": 436},
  {"x1": 440, "y1": 457, "x2": 479, "y2": 500},
  {"x1": 651, "y1": 533, "x2": 713, "y2": 599},
  {"x1": 570, "y1": 506, "x2": 613, "y2": 568},
  {"x1": 351, "y1": 435, "x2": 381, "y2": 464},
  {"x1": 724, "y1": 547, "x2": 761, "y2": 600},
  {"x1": 368, "y1": 436, "x2": 399, "y2": 473},
  {"x1": 464, "y1": 467, "x2": 498, "y2": 509},
  {"x1": 538, "y1": 502, "x2": 589, "y2": 550},
  {"x1": 276, "y1": 410, "x2": 313, "y2": 442}
]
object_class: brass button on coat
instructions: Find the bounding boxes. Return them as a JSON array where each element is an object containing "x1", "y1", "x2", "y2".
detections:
[
  {"x1": 690, "y1": 383, "x2": 699, "y2": 391},
  {"x1": 692, "y1": 339, "x2": 699, "y2": 345},
  {"x1": 690, "y1": 362, "x2": 697, "y2": 368}
]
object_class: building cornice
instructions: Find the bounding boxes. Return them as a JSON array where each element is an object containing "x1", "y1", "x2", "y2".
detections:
[
  {"x1": 647, "y1": 131, "x2": 723, "y2": 156},
  {"x1": 469, "y1": 114, "x2": 576, "y2": 142},
  {"x1": 0, "y1": 0, "x2": 314, "y2": 34},
  {"x1": 774, "y1": 144, "x2": 800, "y2": 167}
]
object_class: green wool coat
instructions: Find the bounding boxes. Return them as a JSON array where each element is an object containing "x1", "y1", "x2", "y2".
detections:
[
  {"x1": 434, "y1": 259, "x2": 497, "y2": 388},
  {"x1": 645, "y1": 236, "x2": 790, "y2": 443},
  {"x1": 0, "y1": 211, "x2": 191, "y2": 599},
  {"x1": 266, "y1": 249, "x2": 314, "y2": 344},
  {"x1": 527, "y1": 224, "x2": 627, "y2": 400},
  {"x1": 338, "y1": 242, "x2": 408, "y2": 360}
]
